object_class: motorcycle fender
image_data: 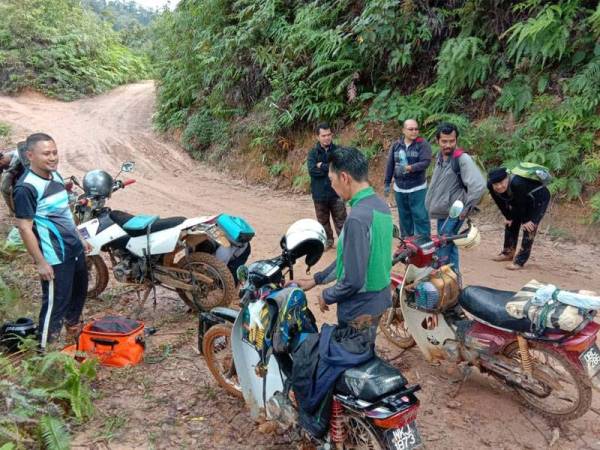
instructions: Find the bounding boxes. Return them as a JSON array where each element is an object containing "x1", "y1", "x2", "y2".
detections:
[
  {"x1": 399, "y1": 265, "x2": 455, "y2": 362},
  {"x1": 126, "y1": 227, "x2": 180, "y2": 257},
  {"x1": 181, "y1": 216, "x2": 218, "y2": 229},
  {"x1": 78, "y1": 221, "x2": 127, "y2": 256},
  {"x1": 539, "y1": 322, "x2": 600, "y2": 370},
  {"x1": 231, "y1": 305, "x2": 284, "y2": 419}
]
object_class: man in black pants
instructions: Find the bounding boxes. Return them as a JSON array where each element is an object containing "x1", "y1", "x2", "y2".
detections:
[
  {"x1": 307, "y1": 123, "x2": 347, "y2": 249},
  {"x1": 487, "y1": 167, "x2": 550, "y2": 270},
  {"x1": 14, "y1": 133, "x2": 90, "y2": 348}
]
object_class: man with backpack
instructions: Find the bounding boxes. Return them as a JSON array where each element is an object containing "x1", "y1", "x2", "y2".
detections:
[
  {"x1": 487, "y1": 166, "x2": 551, "y2": 270},
  {"x1": 383, "y1": 119, "x2": 432, "y2": 238},
  {"x1": 425, "y1": 122, "x2": 486, "y2": 271}
]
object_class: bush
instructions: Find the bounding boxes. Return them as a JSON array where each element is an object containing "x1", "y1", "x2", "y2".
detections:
[
  {"x1": 151, "y1": 0, "x2": 600, "y2": 221},
  {"x1": 0, "y1": 0, "x2": 149, "y2": 100}
]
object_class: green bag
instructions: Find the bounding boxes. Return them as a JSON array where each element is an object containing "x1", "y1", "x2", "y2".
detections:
[{"x1": 510, "y1": 162, "x2": 552, "y2": 185}]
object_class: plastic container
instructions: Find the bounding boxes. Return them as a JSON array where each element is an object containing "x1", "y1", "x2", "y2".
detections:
[{"x1": 217, "y1": 214, "x2": 255, "y2": 244}]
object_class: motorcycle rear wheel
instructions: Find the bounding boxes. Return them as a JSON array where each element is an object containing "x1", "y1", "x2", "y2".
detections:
[
  {"x1": 342, "y1": 414, "x2": 384, "y2": 450},
  {"x1": 176, "y1": 252, "x2": 236, "y2": 311},
  {"x1": 503, "y1": 342, "x2": 592, "y2": 422},
  {"x1": 86, "y1": 255, "x2": 109, "y2": 298},
  {"x1": 202, "y1": 324, "x2": 243, "y2": 399},
  {"x1": 379, "y1": 291, "x2": 415, "y2": 349}
]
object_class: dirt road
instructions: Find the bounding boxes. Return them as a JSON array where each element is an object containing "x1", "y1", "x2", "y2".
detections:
[{"x1": 1, "y1": 82, "x2": 599, "y2": 449}]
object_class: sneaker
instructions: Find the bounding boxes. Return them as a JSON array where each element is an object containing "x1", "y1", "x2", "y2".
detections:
[
  {"x1": 326, "y1": 239, "x2": 334, "y2": 249},
  {"x1": 492, "y1": 253, "x2": 514, "y2": 262},
  {"x1": 506, "y1": 263, "x2": 523, "y2": 271}
]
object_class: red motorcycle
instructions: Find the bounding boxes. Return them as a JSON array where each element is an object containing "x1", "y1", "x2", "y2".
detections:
[{"x1": 381, "y1": 219, "x2": 600, "y2": 421}]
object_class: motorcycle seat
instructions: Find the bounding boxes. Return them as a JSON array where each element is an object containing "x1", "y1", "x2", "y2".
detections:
[
  {"x1": 459, "y1": 286, "x2": 533, "y2": 332},
  {"x1": 335, "y1": 356, "x2": 407, "y2": 402},
  {"x1": 110, "y1": 210, "x2": 186, "y2": 237}
]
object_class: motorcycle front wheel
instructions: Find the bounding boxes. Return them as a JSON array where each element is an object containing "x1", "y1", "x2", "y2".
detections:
[
  {"x1": 379, "y1": 290, "x2": 415, "y2": 349},
  {"x1": 503, "y1": 342, "x2": 592, "y2": 421},
  {"x1": 176, "y1": 252, "x2": 236, "y2": 311},
  {"x1": 86, "y1": 255, "x2": 109, "y2": 298},
  {"x1": 202, "y1": 324, "x2": 243, "y2": 399}
]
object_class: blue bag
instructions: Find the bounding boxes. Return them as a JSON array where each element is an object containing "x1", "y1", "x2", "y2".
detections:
[{"x1": 216, "y1": 214, "x2": 255, "y2": 244}]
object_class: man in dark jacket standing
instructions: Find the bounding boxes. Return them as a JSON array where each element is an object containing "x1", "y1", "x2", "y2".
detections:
[
  {"x1": 307, "y1": 123, "x2": 347, "y2": 249},
  {"x1": 383, "y1": 119, "x2": 432, "y2": 238},
  {"x1": 487, "y1": 167, "x2": 550, "y2": 270}
]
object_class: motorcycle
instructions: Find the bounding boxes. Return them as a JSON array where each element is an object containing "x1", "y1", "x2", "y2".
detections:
[
  {"x1": 200, "y1": 219, "x2": 423, "y2": 450},
  {"x1": 71, "y1": 161, "x2": 253, "y2": 311},
  {"x1": 382, "y1": 202, "x2": 599, "y2": 421}
]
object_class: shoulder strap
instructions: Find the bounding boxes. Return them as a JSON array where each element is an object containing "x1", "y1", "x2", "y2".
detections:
[{"x1": 451, "y1": 148, "x2": 466, "y2": 192}]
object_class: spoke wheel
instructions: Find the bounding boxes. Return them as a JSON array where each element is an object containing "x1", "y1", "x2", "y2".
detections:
[
  {"x1": 202, "y1": 324, "x2": 242, "y2": 399},
  {"x1": 342, "y1": 415, "x2": 383, "y2": 450},
  {"x1": 379, "y1": 291, "x2": 415, "y2": 349},
  {"x1": 503, "y1": 342, "x2": 591, "y2": 421},
  {"x1": 175, "y1": 253, "x2": 235, "y2": 311},
  {"x1": 86, "y1": 255, "x2": 109, "y2": 298}
]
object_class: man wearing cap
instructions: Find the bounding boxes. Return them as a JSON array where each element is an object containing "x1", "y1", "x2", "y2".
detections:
[{"x1": 487, "y1": 167, "x2": 550, "y2": 270}]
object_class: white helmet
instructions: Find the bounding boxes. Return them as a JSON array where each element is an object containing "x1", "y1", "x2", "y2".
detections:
[
  {"x1": 283, "y1": 219, "x2": 327, "y2": 268},
  {"x1": 454, "y1": 225, "x2": 480, "y2": 249}
]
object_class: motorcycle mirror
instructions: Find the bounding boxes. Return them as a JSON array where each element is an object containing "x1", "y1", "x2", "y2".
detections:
[
  {"x1": 448, "y1": 200, "x2": 464, "y2": 219},
  {"x1": 237, "y1": 265, "x2": 249, "y2": 284},
  {"x1": 392, "y1": 224, "x2": 400, "y2": 239},
  {"x1": 121, "y1": 161, "x2": 135, "y2": 173}
]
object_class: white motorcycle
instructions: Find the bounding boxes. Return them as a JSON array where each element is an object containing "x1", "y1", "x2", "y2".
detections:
[
  {"x1": 73, "y1": 162, "x2": 253, "y2": 311},
  {"x1": 200, "y1": 220, "x2": 423, "y2": 450}
]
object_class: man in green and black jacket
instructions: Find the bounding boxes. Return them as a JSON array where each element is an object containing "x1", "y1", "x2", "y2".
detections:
[{"x1": 295, "y1": 147, "x2": 393, "y2": 340}]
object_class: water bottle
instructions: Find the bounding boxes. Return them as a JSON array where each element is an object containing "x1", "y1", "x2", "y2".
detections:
[{"x1": 395, "y1": 148, "x2": 408, "y2": 176}]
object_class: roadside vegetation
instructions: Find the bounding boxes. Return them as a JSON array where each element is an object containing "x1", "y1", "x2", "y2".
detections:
[{"x1": 151, "y1": 0, "x2": 600, "y2": 222}]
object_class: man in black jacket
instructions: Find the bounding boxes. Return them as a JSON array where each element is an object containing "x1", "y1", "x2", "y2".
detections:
[
  {"x1": 488, "y1": 167, "x2": 550, "y2": 270},
  {"x1": 383, "y1": 119, "x2": 432, "y2": 238},
  {"x1": 307, "y1": 123, "x2": 347, "y2": 248}
]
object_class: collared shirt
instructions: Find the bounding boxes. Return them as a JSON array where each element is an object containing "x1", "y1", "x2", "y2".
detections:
[{"x1": 14, "y1": 169, "x2": 83, "y2": 265}]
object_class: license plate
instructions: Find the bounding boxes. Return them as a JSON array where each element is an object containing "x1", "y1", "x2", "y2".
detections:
[
  {"x1": 385, "y1": 422, "x2": 422, "y2": 450},
  {"x1": 580, "y1": 344, "x2": 600, "y2": 378}
]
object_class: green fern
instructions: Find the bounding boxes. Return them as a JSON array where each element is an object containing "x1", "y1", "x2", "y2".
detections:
[
  {"x1": 39, "y1": 415, "x2": 70, "y2": 450},
  {"x1": 504, "y1": 2, "x2": 577, "y2": 67},
  {"x1": 590, "y1": 192, "x2": 600, "y2": 223}
]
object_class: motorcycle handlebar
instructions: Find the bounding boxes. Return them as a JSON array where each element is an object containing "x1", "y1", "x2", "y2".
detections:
[
  {"x1": 123, "y1": 178, "x2": 136, "y2": 187},
  {"x1": 392, "y1": 249, "x2": 412, "y2": 266}
]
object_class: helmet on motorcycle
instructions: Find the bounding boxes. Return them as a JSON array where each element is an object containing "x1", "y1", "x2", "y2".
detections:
[
  {"x1": 83, "y1": 170, "x2": 113, "y2": 198},
  {"x1": 454, "y1": 225, "x2": 480, "y2": 249},
  {"x1": 282, "y1": 219, "x2": 326, "y2": 268}
]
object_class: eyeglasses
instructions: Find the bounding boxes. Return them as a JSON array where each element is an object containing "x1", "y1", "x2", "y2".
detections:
[{"x1": 405, "y1": 128, "x2": 419, "y2": 131}]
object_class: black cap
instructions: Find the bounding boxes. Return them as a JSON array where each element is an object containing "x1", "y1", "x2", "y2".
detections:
[{"x1": 488, "y1": 167, "x2": 508, "y2": 184}]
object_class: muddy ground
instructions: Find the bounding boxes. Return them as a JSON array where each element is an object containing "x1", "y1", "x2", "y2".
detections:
[{"x1": 1, "y1": 82, "x2": 600, "y2": 449}]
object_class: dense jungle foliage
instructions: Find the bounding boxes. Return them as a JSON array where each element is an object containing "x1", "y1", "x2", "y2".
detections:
[
  {"x1": 152, "y1": 0, "x2": 600, "y2": 221},
  {"x1": 0, "y1": 0, "x2": 152, "y2": 100}
]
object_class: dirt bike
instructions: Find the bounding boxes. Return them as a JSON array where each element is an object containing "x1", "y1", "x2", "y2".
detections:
[
  {"x1": 381, "y1": 204, "x2": 600, "y2": 422},
  {"x1": 71, "y1": 162, "x2": 252, "y2": 311},
  {"x1": 199, "y1": 226, "x2": 423, "y2": 450}
]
